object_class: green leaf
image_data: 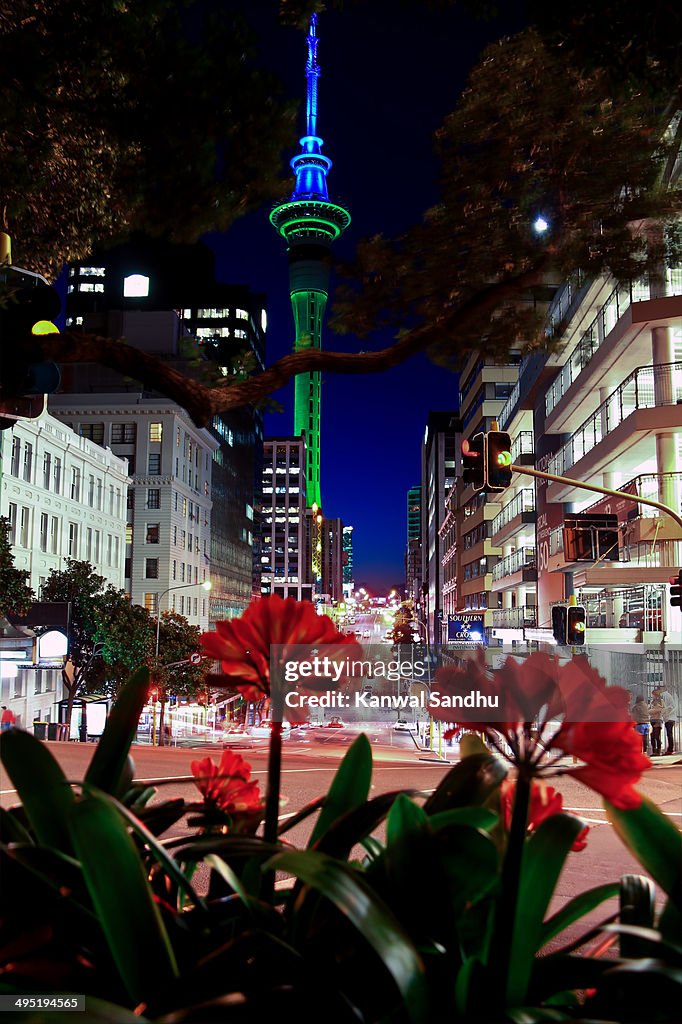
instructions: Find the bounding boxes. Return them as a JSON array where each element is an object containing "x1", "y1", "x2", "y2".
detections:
[
  {"x1": 429, "y1": 807, "x2": 499, "y2": 834},
  {"x1": 539, "y1": 882, "x2": 620, "y2": 949},
  {"x1": 0, "y1": 728, "x2": 75, "y2": 849},
  {"x1": 84, "y1": 665, "x2": 150, "y2": 795},
  {"x1": 277, "y1": 795, "x2": 325, "y2": 835},
  {"x1": 423, "y1": 752, "x2": 507, "y2": 815},
  {"x1": 317, "y1": 790, "x2": 421, "y2": 861},
  {"x1": 267, "y1": 849, "x2": 428, "y2": 1023},
  {"x1": 507, "y1": 813, "x2": 585, "y2": 1006},
  {"x1": 68, "y1": 793, "x2": 179, "y2": 1002},
  {"x1": 0, "y1": 805, "x2": 33, "y2": 844},
  {"x1": 607, "y1": 795, "x2": 682, "y2": 911},
  {"x1": 308, "y1": 733, "x2": 372, "y2": 847},
  {"x1": 386, "y1": 793, "x2": 429, "y2": 847}
]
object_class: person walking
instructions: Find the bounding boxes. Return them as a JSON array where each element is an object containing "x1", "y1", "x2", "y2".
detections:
[
  {"x1": 653, "y1": 687, "x2": 678, "y2": 755},
  {"x1": 649, "y1": 690, "x2": 665, "y2": 756},
  {"x1": 631, "y1": 694, "x2": 650, "y2": 754},
  {"x1": 1, "y1": 706, "x2": 16, "y2": 732}
]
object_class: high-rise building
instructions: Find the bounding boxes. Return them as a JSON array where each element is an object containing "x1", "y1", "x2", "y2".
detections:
[
  {"x1": 407, "y1": 486, "x2": 421, "y2": 541},
  {"x1": 270, "y1": 14, "x2": 350, "y2": 510},
  {"x1": 342, "y1": 524, "x2": 354, "y2": 598},
  {"x1": 421, "y1": 412, "x2": 459, "y2": 642},
  {"x1": 322, "y1": 515, "x2": 345, "y2": 604},
  {"x1": 61, "y1": 239, "x2": 265, "y2": 624},
  {"x1": 405, "y1": 485, "x2": 422, "y2": 606},
  {"x1": 259, "y1": 436, "x2": 312, "y2": 601}
]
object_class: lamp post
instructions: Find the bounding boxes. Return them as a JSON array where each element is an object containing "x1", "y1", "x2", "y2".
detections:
[{"x1": 153, "y1": 579, "x2": 212, "y2": 745}]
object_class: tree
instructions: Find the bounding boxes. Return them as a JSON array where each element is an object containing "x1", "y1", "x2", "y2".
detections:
[
  {"x1": 155, "y1": 610, "x2": 206, "y2": 745},
  {"x1": 39, "y1": 560, "x2": 154, "y2": 736},
  {"x1": 0, "y1": 516, "x2": 34, "y2": 618},
  {"x1": 3, "y1": 2, "x2": 681, "y2": 419}
]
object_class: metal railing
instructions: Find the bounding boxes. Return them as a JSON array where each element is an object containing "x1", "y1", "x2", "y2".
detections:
[
  {"x1": 491, "y1": 488, "x2": 535, "y2": 536},
  {"x1": 492, "y1": 546, "x2": 536, "y2": 582},
  {"x1": 545, "y1": 270, "x2": 682, "y2": 418},
  {"x1": 547, "y1": 362, "x2": 682, "y2": 476},
  {"x1": 584, "y1": 473, "x2": 682, "y2": 519},
  {"x1": 492, "y1": 606, "x2": 538, "y2": 629},
  {"x1": 511, "y1": 431, "x2": 534, "y2": 462}
]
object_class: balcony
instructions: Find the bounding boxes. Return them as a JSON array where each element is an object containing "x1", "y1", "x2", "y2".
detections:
[
  {"x1": 490, "y1": 488, "x2": 536, "y2": 545},
  {"x1": 547, "y1": 362, "x2": 682, "y2": 480},
  {"x1": 491, "y1": 606, "x2": 537, "y2": 629},
  {"x1": 491, "y1": 546, "x2": 536, "y2": 587},
  {"x1": 511, "y1": 431, "x2": 534, "y2": 464}
]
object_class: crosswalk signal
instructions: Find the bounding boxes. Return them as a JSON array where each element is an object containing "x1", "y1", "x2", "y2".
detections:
[
  {"x1": 462, "y1": 433, "x2": 485, "y2": 490},
  {"x1": 669, "y1": 571, "x2": 682, "y2": 608},
  {"x1": 486, "y1": 430, "x2": 513, "y2": 492}
]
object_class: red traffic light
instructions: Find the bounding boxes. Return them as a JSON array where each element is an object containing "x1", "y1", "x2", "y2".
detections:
[
  {"x1": 149, "y1": 687, "x2": 159, "y2": 702},
  {"x1": 461, "y1": 433, "x2": 485, "y2": 490}
]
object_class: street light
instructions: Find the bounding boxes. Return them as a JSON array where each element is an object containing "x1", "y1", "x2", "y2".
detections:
[{"x1": 154, "y1": 579, "x2": 212, "y2": 662}]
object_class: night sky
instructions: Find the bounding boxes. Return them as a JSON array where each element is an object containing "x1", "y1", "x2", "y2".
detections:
[{"x1": 204, "y1": 2, "x2": 522, "y2": 591}]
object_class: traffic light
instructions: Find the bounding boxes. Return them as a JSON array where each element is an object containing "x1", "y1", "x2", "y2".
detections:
[
  {"x1": 486, "y1": 430, "x2": 513, "y2": 492},
  {"x1": 1, "y1": 269, "x2": 62, "y2": 427},
  {"x1": 461, "y1": 433, "x2": 485, "y2": 490},
  {"x1": 551, "y1": 605, "x2": 567, "y2": 645},
  {"x1": 566, "y1": 605, "x2": 586, "y2": 645},
  {"x1": 669, "y1": 571, "x2": 682, "y2": 608},
  {"x1": 149, "y1": 686, "x2": 159, "y2": 702}
]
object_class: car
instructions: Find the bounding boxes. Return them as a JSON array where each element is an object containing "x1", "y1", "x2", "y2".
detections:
[
  {"x1": 325, "y1": 716, "x2": 345, "y2": 729},
  {"x1": 249, "y1": 719, "x2": 292, "y2": 738},
  {"x1": 393, "y1": 719, "x2": 413, "y2": 732},
  {"x1": 362, "y1": 630, "x2": 371, "y2": 638}
]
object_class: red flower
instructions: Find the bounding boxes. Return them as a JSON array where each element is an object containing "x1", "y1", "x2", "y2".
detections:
[
  {"x1": 554, "y1": 720, "x2": 651, "y2": 810},
  {"x1": 500, "y1": 778, "x2": 589, "y2": 851},
  {"x1": 190, "y1": 749, "x2": 263, "y2": 814},
  {"x1": 201, "y1": 595, "x2": 359, "y2": 708}
]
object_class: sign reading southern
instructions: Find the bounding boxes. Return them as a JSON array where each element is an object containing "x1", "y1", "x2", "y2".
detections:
[{"x1": 447, "y1": 615, "x2": 486, "y2": 644}]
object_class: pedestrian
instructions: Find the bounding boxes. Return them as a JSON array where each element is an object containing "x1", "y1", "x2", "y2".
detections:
[
  {"x1": 631, "y1": 694, "x2": 650, "y2": 753},
  {"x1": 649, "y1": 690, "x2": 665, "y2": 756},
  {"x1": 1, "y1": 705, "x2": 16, "y2": 732},
  {"x1": 653, "y1": 687, "x2": 678, "y2": 755}
]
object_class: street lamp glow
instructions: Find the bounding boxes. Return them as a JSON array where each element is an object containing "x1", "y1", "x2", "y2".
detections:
[{"x1": 533, "y1": 215, "x2": 549, "y2": 234}]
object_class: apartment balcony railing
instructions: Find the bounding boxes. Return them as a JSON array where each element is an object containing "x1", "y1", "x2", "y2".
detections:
[
  {"x1": 511, "y1": 431, "x2": 534, "y2": 462},
  {"x1": 492, "y1": 606, "x2": 538, "y2": 629},
  {"x1": 545, "y1": 270, "x2": 682, "y2": 418},
  {"x1": 491, "y1": 488, "x2": 535, "y2": 536},
  {"x1": 585, "y1": 472, "x2": 682, "y2": 519},
  {"x1": 492, "y1": 546, "x2": 536, "y2": 582},
  {"x1": 547, "y1": 362, "x2": 682, "y2": 476},
  {"x1": 498, "y1": 351, "x2": 548, "y2": 430},
  {"x1": 545, "y1": 272, "x2": 589, "y2": 339}
]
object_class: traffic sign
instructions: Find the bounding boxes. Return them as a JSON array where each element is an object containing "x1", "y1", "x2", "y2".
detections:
[{"x1": 189, "y1": 652, "x2": 203, "y2": 665}]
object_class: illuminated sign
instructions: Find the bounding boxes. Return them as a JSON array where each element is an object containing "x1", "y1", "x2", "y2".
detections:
[{"x1": 447, "y1": 615, "x2": 486, "y2": 645}]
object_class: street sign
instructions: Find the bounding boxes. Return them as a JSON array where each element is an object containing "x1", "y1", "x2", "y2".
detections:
[{"x1": 189, "y1": 652, "x2": 203, "y2": 665}]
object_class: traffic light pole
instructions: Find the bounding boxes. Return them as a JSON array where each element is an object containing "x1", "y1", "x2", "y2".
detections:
[{"x1": 511, "y1": 465, "x2": 682, "y2": 533}]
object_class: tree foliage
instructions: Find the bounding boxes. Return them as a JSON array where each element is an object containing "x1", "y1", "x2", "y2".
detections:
[
  {"x1": 156, "y1": 610, "x2": 205, "y2": 699},
  {"x1": 0, "y1": 516, "x2": 34, "y2": 617}
]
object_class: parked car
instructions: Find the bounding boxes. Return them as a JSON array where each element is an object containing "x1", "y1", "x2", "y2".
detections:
[
  {"x1": 249, "y1": 719, "x2": 291, "y2": 738},
  {"x1": 393, "y1": 719, "x2": 413, "y2": 732},
  {"x1": 325, "y1": 716, "x2": 345, "y2": 729}
]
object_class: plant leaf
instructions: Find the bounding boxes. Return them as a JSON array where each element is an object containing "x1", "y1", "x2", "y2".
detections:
[
  {"x1": 267, "y1": 849, "x2": 428, "y2": 1023},
  {"x1": 423, "y1": 752, "x2": 507, "y2": 815},
  {"x1": 0, "y1": 728, "x2": 74, "y2": 850},
  {"x1": 308, "y1": 733, "x2": 372, "y2": 847},
  {"x1": 68, "y1": 793, "x2": 179, "y2": 1002},
  {"x1": 538, "y1": 882, "x2": 620, "y2": 949},
  {"x1": 606, "y1": 795, "x2": 682, "y2": 911},
  {"x1": 84, "y1": 665, "x2": 150, "y2": 795}
]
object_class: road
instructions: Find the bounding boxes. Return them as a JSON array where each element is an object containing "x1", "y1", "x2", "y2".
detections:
[{"x1": 2, "y1": 731, "x2": 680, "y2": 953}]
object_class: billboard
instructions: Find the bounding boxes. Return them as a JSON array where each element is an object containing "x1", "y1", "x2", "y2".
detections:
[{"x1": 447, "y1": 615, "x2": 486, "y2": 644}]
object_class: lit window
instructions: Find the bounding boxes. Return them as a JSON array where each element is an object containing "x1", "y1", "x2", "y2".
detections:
[
  {"x1": 183, "y1": 308, "x2": 192, "y2": 318},
  {"x1": 149, "y1": 422, "x2": 163, "y2": 442},
  {"x1": 261, "y1": 309, "x2": 267, "y2": 331},
  {"x1": 198, "y1": 308, "x2": 230, "y2": 318},
  {"x1": 144, "y1": 593, "x2": 159, "y2": 614},
  {"x1": 236, "y1": 308, "x2": 248, "y2": 320},
  {"x1": 80, "y1": 267, "x2": 105, "y2": 277},
  {"x1": 196, "y1": 326, "x2": 230, "y2": 340},
  {"x1": 123, "y1": 274, "x2": 150, "y2": 297},
  {"x1": 78, "y1": 282, "x2": 104, "y2": 292},
  {"x1": 146, "y1": 524, "x2": 160, "y2": 544},
  {"x1": 235, "y1": 329, "x2": 247, "y2": 339}
]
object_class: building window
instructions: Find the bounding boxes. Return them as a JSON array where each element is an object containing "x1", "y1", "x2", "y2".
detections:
[
  {"x1": 70, "y1": 467, "x2": 81, "y2": 501},
  {"x1": 50, "y1": 516, "x2": 59, "y2": 554},
  {"x1": 116, "y1": 489, "x2": 122, "y2": 517},
  {"x1": 127, "y1": 490, "x2": 134, "y2": 510},
  {"x1": 145, "y1": 558, "x2": 159, "y2": 579},
  {"x1": 10, "y1": 437, "x2": 20, "y2": 476},
  {"x1": 79, "y1": 423, "x2": 104, "y2": 445},
  {"x1": 172, "y1": 525, "x2": 177, "y2": 545},
  {"x1": 108, "y1": 484, "x2": 114, "y2": 514},
  {"x1": 144, "y1": 593, "x2": 158, "y2": 614},
  {"x1": 172, "y1": 559, "x2": 177, "y2": 580},
  {"x1": 96, "y1": 478, "x2": 102, "y2": 509},
  {"x1": 149, "y1": 422, "x2": 163, "y2": 443},
  {"x1": 125, "y1": 524, "x2": 133, "y2": 545},
  {"x1": 79, "y1": 266, "x2": 105, "y2": 277},
  {"x1": 107, "y1": 534, "x2": 113, "y2": 565},
  {"x1": 54, "y1": 457, "x2": 62, "y2": 494},
  {"x1": 68, "y1": 522, "x2": 79, "y2": 557},
  {"x1": 147, "y1": 489, "x2": 160, "y2": 509},
  {"x1": 94, "y1": 530, "x2": 101, "y2": 562},
  {"x1": 85, "y1": 527, "x2": 93, "y2": 560},
  {"x1": 146, "y1": 523, "x2": 160, "y2": 543},
  {"x1": 182, "y1": 497, "x2": 187, "y2": 516},
  {"x1": 180, "y1": 562, "x2": 185, "y2": 582},
  {"x1": 39, "y1": 513, "x2": 48, "y2": 552},
  {"x1": 236, "y1": 308, "x2": 248, "y2": 320},
  {"x1": 22, "y1": 442, "x2": 33, "y2": 482},
  {"x1": 125, "y1": 557, "x2": 131, "y2": 578},
  {"x1": 188, "y1": 533, "x2": 193, "y2": 551},
  {"x1": 88, "y1": 475, "x2": 95, "y2": 506},
  {"x1": 43, "y1": 452, "x2": 52, "y2": 490},
  {"x1": 78, "y1": 282, "x2": 104, "y2": 293},
  {"x1": 148, "y1": 453, "x2": 161, "y2": 474},
  {"x1": 179, "y1": 595, "x2": 184, "y2": 614},
  {"x1": 111, "y1": 423, "x2": 136, "y2": 444}
]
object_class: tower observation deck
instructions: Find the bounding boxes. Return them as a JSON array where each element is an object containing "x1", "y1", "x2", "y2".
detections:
[{"x1": 270, "y1": 13, "x2": 350, "y2": 510}]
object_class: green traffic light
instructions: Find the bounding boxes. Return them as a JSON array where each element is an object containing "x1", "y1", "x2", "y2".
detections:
[{"x1": 497, "y1": 451, "x2": 512, "y2": 467}]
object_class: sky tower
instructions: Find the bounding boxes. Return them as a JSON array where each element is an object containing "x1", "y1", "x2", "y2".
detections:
[{"x1": 270, "y1": 14, "x2": 350, "y2": 510}]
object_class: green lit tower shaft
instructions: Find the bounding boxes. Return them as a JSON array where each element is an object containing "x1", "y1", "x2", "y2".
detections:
[{"x1": 270, "y1": 14, "x2": 350, "y2": 510}]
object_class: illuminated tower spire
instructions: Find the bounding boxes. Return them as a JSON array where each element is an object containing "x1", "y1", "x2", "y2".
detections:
[{"x1": 270, "y1": 13, "x2": 350, "y2": 510}]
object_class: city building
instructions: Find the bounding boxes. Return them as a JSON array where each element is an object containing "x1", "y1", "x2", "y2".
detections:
[
  {"x1": 259, "y1": 436, "x2": 312, "y2": 601},
  {"x1": 270, "y1": 14, "x2": 350, "y2": 510},
  {"x1": 321, "y1": 515, "x2": 345, "y2": 604},
  {"x1": 62, "y1": 238, "x2": 266, "y2": 623},
  {"x1": 48, "y1": 396, "x2": 217, "y2": 630},
  {"x1": 405, "y1": 485, "x2": 422, "y2": 607},
  {"x1": 342, "y1": 524, "x2": 354, "y2": 598},
  {"x1": 421, "y1": 412, "x2": 460, "y2": 642}
]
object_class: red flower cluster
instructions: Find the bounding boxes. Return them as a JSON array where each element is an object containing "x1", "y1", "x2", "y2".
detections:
[
  {"x1": 500, "y1": 778, "x2": 589, "y2": 851},
  {"x1": 190, "y1": 749, "x2": 263, "y2": 815},
  {"x1": 201, "y1": 595, "x2": 360, "y2": 719},
  {"x1": 554, "y1": 721, "x2": 651, "y2": 811}
]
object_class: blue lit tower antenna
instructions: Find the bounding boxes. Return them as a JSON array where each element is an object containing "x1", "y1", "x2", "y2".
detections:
[{"x1": 270, "y1": 13, "x2": 350, "y2": 510}]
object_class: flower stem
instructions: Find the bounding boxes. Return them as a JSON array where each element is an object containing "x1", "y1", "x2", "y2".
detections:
[{"x1": 489, "y1": 768, "x2": 531, "y2": 1009}]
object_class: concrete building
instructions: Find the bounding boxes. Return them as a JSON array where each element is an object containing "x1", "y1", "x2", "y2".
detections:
[
  {"x1": 63, "y1": 239, "x2": 266, "y2": 623},
  {"x1": 342, "y1": 525, "x2": 354, "y2": 598},
  {"x1": 322, "y1": 515, "x2": 345, "y2": 604},
  {"x1": 259, "y1": 436, "x2": 312, "y2": 601},
  {"x1": 421, "y1": 412, "x2": 459, "y2": 642}
]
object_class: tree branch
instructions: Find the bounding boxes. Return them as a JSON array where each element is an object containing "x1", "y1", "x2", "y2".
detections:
[{"x1": 35, "y1": 258, "x2": 552, "y2": 427}]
